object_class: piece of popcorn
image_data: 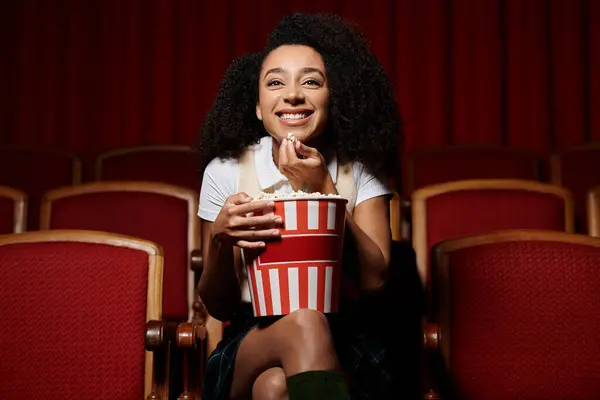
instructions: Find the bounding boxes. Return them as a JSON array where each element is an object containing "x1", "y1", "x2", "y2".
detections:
[{"x1": 287, "y1": 133, "x2": 298, "y2": 143}]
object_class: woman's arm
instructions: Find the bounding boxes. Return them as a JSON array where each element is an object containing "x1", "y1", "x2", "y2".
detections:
[
  {"x1": 198, "y1": 193, "x2": 281, "y2": 321},
  {"x1": 321, "y1": 175, "x2": 391, "y2": 294},
  {"x1": 197, "y1": 161, "x2": 242, "y2": 321},
  {"x1": 198, "y1": 219, "x2": 241, "y2": 322},
  {"x1": 277, "y1": 138, "x2": 392, "y2": 295}
]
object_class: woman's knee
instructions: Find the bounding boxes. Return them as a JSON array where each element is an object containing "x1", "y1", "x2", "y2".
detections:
[
  {"x1": 252, "y1": 367, "x2": 288, "y2": 400},
  {"x1": 276, "y1": 309, "x2": 338, "y2": 370},
  {"x1": 284, "y1": 309, "x2": 333, "y2": 345}
]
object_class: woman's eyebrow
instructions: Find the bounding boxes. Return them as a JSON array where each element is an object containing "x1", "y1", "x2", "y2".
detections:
[
  {"x1": 263, "y1": 67, "x2": 325, "y2": 79},
  {"x1": 300, "y1": 67, "x2": 325, "y2": 79},
  {"x1": 263, "y1": 67, "x2": 284, "y2": 78}
]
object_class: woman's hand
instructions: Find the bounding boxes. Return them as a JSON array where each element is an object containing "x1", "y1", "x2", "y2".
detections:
[
  {"x1": 211, "y1": 192, "x2": 282, "y2": 249},
  {"x1": 278, "y1": 138, "x2": 332, "y2": 192}
]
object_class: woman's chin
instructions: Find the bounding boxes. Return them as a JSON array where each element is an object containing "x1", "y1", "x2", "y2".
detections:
[
  {"x1": 268, "y1": 131, "x2": 324, "y2": 147},
  {"x1": 272, "y1": 132, "x2": 306, "y2": 143}
]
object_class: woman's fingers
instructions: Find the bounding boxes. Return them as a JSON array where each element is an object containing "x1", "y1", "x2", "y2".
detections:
[
  {"x1": 235, "y1": 226, "x2": 282, "y2": 248},
  {"x1": 230, "y1": 228, "x2": 281, "y2": 242},
  {"x1": 279, "y1": 139, "x2": 289, "y2": 174},
  {"x1": 227, "y1": 192, "x2": 253, "y2": 205},
  {"x1": 295, "y1": 140, "x2": 318, "y2": 159},
  {"x1": 234, "y1": 214, "x2": 283, "y2": 229},
  {"x1": 279, "y1": 139, "x2": 302, "y2": 179},
  {"x1": 236, "y1": 240, "x2": 266, "y2": 249},
  {"x1": 286, "y1": 138, "x2": 300, "y2": 164},
  {"x1": 228, "y1": 199, "x2": 274, "y2": 216},
  {"x1": 281, "y1": 139, "x2": 324, "y2": 174}
]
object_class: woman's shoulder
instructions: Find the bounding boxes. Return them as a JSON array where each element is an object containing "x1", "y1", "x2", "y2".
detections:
[
  {"x1": 203, "y1": 155, "x2": 240, "y2": 176},
  {"x1": 347, "y1": 161, "x2": 393, "y2": 205},
  {"x1": 201, "y1": 156, "x2": 240, "y2": 200},
  {"x1": 347, "y1": 161, "x2": 388, "y2": 183},
  {"x1": 199, "y1": 156, "x2": 240, "y2": 221}
]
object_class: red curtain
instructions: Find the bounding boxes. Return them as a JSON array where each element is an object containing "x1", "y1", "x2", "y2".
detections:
[{"x1": 1, "y1": 0, "x2": 598, "y2": 157}]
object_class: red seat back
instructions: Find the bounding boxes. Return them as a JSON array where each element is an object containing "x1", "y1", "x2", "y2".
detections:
[
  {"x1": 96, "y1": 146, "x2": 199, "y2": 191},
  {"x1": 430, "y1": 230, "x2": 600, "y2": 399},
  {"x1": 41, "y1": 182, "x2": 198, "y2": 321},
  {"x1": 0, "y1": 230, "x2": 163, "y2": 398},
  {"x1": 405, "y1": 146, "x2": 541, "y2": 197},
  {"x1": 412, "y1": 179, "x2": 574, "y2": 285}
]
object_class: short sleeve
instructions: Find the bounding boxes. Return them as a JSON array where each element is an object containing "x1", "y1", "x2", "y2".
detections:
[
  {"x1": 353, "y1": 162, "x2": 394, "y2": 206},
  {"x1": 198, "y1": 157, "x2": 239, "y2": 222}
]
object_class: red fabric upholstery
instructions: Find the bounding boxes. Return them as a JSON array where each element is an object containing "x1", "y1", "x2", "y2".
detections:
[
  {"x1": 422, "y1": 187, "x2": 568, "y2": 284},
  {"x1": 554, "y1": 146, "x2": 600, "y2": 233},
  {"x1": 0, "y1": 196, "x2": 14, "y2": 234},
  {"x1": 426, "y1": 189, "x2": 566, "y2": 252},
  {"x1": 97, "y1": 147, "x2": 199, "y2": 191},
  {"x1": 0, "y1": 147, "x2": 79, "y2": 230},
  {"x1": 406, "y1": 147, "x2": 540, "y2": 196},
  {"x1": 437, "y1": 238, "x2": 600, "y2": 399},
  {"x1": 46, "y1": 190, "x2": 190, "y2": 320},
  {"x1": 0, "y1": 241, "x2": 149, "y2": 398}
]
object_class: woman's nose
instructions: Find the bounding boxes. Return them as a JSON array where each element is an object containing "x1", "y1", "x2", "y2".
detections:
[{"x1": 282, "y1": 83, "x2": 305, "y2": 104}]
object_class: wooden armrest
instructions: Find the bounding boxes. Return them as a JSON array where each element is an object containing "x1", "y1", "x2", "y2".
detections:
[
  {"x1": 173, "y1": 293, "x2": 210, "y2": 399},
  {"x1": 144, "y1": 320, "x2": 179, "y2": 400},
  {"x1": 178, "y1": 294, "x2": 209, "y2": 348},
  {"x1": 145, "y1": 320, "x2": 178, "y2": 350},
  {"x1": 190, "y1": 249, "x2": 203, "y2": 272},
  {"x1": 176, "y1": 321, "x2": 207, "y2": 347}
]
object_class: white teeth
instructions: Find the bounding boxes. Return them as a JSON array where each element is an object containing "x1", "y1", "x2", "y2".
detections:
[{"x1": 279, "y1": 113, "x2": 307, "y2": 120}]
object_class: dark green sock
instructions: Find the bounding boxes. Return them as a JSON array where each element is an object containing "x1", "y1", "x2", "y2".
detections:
[{"x1": 286, "y1": 370, "x2": 351, "y2": 400}]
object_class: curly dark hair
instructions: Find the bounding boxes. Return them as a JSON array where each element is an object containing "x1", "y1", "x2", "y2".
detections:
[{"x1": 196, "y1": 13, "x2": 402, "y2": 177}]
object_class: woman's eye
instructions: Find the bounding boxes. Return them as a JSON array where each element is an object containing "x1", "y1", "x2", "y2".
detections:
[
  {"x1": 267, "y1": 80, "x2": 283, "y2": 87},
  {"x1": 304, "y1": 79, "x2": 321, "y2": 86}
]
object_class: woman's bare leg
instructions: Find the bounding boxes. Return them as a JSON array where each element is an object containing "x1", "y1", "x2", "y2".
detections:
[
  {"x1": 252, "y1": 367, "x2": 288, "y2": 400},
  {"x1": 229, "y1": 308, "x2": 340, "y2": 399}
]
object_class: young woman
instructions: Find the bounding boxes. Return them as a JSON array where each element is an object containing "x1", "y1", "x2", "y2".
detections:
[{"x1": 196, "y1": 13, "x2": 402, "y2": 400}]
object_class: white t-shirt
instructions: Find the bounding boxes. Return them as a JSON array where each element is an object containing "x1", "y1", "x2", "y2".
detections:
[{"x1": 198, "y1": 136, "x2": 392, "y2": 221}]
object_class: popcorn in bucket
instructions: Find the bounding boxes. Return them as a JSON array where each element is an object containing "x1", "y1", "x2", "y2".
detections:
[{"x1": 243, "y1": 192, "x2": 348, "y2": 317}]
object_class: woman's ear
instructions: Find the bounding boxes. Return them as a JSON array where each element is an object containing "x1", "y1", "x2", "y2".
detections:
[{"x1": 256, "y1": 104, "x2": 263, "y2": 121}]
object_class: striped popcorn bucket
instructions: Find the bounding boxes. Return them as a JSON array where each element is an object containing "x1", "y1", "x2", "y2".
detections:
[{"x1": 243, "y1": 196, "x2": 348, "y2": 317}]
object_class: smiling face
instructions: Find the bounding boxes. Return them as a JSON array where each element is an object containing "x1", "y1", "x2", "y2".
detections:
[{"x1": 256, "y1": 45, "x2": 329, "y2": 144}]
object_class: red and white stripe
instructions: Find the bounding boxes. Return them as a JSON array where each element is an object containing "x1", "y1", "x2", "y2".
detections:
[{"x1": 246, "y1": 199, "x2": 346, "y2": 316}]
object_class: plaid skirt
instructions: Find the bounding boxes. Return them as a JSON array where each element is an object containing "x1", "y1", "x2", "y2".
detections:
[{"x1": 202, "y1": 301, "x2": 394, "y2": 400}]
